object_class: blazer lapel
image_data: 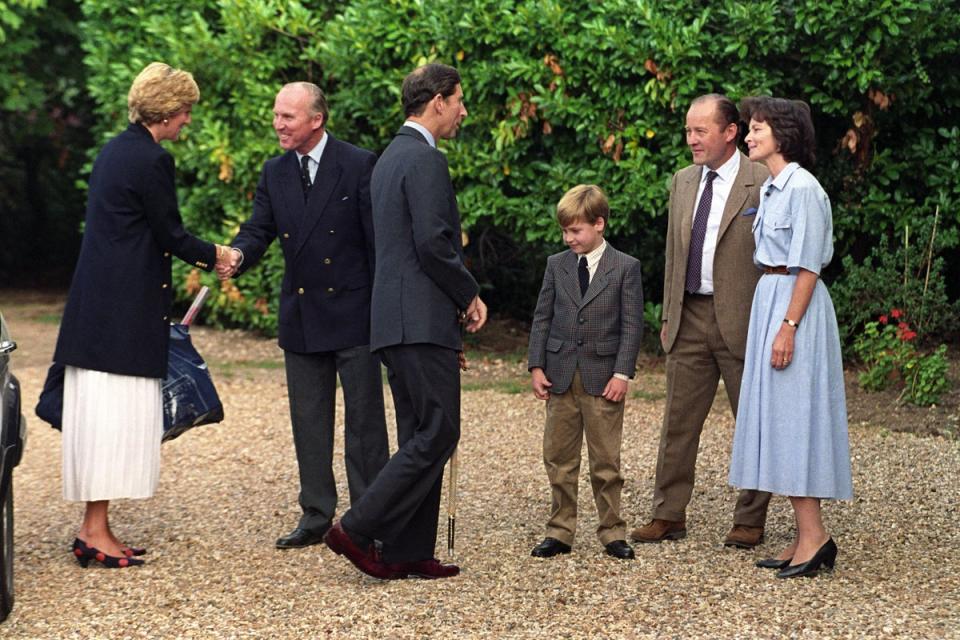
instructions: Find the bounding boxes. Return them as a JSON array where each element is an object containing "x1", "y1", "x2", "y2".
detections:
[
  {"x1": 716, "y1": 151, "x2": 753, "y2": 242},
  {"x1": 278, "y1": 153, "x2": 309, "y2": 234},
  {"x1": 398, "y1": 125, "x2": 430, "y2": 145},
  {"x1": 558, "y1": 251, "x2": 582, "y2": 307},
  {"x1": 295, "y1": 137, "x2": 343, "y2": 258},
  {"x1": 678, "y1": 167, "x2": 702, "y2": 263},
  {"x1": 580, "y1": 244, "x2": 616, "y2": 308}
]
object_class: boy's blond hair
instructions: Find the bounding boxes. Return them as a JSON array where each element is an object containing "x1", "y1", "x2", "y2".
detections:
[{"x1": 556, "y1": 184, "x2": 609, "y2": 227}]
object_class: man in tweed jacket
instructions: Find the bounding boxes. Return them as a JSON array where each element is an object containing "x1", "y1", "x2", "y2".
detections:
[{"x1": 527, "y1": 184, "x2": 644, "y2": 561}]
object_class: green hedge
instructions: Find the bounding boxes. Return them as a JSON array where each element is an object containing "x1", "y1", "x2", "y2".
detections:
[
  {"x1": 0, "y1": 0, "x2": 92, "y2": 285},
  {"x1": 74, "y1": 0, "x2": 960, "y2": 339}
]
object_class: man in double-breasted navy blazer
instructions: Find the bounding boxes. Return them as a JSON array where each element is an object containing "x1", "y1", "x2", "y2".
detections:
[
  {"x1": 325, "y1": 63, "x2": 487, "y2": 581},
  {"x1": 527, "y1": 185, "x2": 644, "y2": 561},
  {"x1": 221, "y1": 82, "x2": 388, "y2": 549}
]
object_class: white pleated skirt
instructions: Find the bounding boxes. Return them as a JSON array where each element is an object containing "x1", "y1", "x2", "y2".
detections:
[{"x1": 62, "y1": 366, "x2": 163, "y2": 502}]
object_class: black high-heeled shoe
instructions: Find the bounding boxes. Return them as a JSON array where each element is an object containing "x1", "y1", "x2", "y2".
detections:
[
  {"x1": 756, "y1": 557, "x2": 791, "y2": 569},
  {"x1": 122, "y1": 546, "x2": 147, "y2": 557},
  {"x1": 72, "y1": 538, "x2": 144, "y2": 569},
  {"x1": 777, "y1": 538, "x2": 837, "y2": 578}
]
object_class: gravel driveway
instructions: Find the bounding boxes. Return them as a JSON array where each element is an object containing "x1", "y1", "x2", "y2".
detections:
[{"x1": 1, "y1": 291, "x2": 958, "y2": 639}]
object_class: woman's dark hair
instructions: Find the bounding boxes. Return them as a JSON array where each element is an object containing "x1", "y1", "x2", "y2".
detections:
[
  {"x1": 402, "y1": 63, "x2": 461, "y2": 117},
  {"x1": 739, "y1": 96, "x2": 816, "y2": 169}
]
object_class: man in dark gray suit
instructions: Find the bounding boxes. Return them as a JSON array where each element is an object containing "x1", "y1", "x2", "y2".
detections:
[
  {"x1": 325, "y1": 63, "x2": 487, "y2": 580},
  {"x1": 219, "y1": 82, "x2": 389, "y2": 550}
]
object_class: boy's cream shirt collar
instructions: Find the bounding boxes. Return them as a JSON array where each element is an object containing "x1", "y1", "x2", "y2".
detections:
[{"x1": 579, "y1": 239, "x2": 607, "y2": 274}]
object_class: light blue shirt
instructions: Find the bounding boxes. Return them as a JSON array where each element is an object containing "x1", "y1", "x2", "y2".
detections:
[
  {"x1": 402, "y1": 120, "x2": 436, "y2": 148},
  {"x1": 752, "y1": 162, "x2": 834, "y2": 275}
]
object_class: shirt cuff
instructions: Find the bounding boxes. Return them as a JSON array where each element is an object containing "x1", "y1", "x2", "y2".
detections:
[
  {"x1": 613, "y1": 373, "x2": 629, "y2": 381},
  {"x1": 231, "y1": 247, "x2": 244, "y2": 266}
]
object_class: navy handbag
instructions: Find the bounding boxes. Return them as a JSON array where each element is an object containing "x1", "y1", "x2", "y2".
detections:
[
  {"x1": 36, "y1": 290, "x2": 223, "y2": 442},
  {"x1": 160, "y1": 323, "x2": 224, "y2": 441}
]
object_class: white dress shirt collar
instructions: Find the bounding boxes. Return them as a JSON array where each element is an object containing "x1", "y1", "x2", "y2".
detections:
[
  {"x1": 295, "y1": 131, "x2": 329, "y2": 182},
  {"x1": 581, "y1": 239, "x2": 607, "y2": 279},
  {"x1": 703, "y1": 149, "x2": 740, "y2": 186}
]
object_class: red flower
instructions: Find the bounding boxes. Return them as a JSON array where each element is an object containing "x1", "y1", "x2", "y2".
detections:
[
  {"x1": 890, "y1": 308, "x2": 903, "y2": 319},
  {"x1": 879, "y1": 314, "x2": 888, "y2": 324},
  {"x1": 896, "y1": 321, "x2": 918, "y2": 341}
]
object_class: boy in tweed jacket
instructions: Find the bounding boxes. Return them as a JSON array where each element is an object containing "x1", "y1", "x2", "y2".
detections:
[{"x1": 527, "y1": 184, "x2": 644, "y2": 560}]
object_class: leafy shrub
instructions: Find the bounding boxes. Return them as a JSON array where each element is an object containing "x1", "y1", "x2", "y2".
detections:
[
  {"x1": 854, "y1": 309, "x2": 951, "y2": 406},
  {"x1": 0, "y1": 0, "x2": 92, "y2": 285},
  {"x1": 70, "y1": 0, "x2": 960, "y2": 338},
  {"x1": 642, "y1": 301, "x2": 663, "y2": 356},
  {"x1": 831, "y1": 211, "x2": 958, "y2": 349}
]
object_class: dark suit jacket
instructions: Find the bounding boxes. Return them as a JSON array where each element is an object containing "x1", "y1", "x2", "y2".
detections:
[
  {"x1": 232, "y1": 134, "x2": 378, "y2": 354},
  {"x1": 661, "y1": 152, "x2": 769, "y2": 358},
  {"x1": 369, "y1": 126, "x2": 478, "y2": 352},
  {"x1": 527, "y1": 244, "x2": 644, "y2": 396},
  {"x1": 53, "y1": 123, "x2": 216, "y2": 378}
]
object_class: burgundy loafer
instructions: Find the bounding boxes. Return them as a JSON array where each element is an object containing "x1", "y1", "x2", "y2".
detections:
[
  {"x1": 323, "y1": 522, "x2": 399, "y2": 580},
  {"x1": 390, "y1": 558, "x2": 460, "y2": 579}
]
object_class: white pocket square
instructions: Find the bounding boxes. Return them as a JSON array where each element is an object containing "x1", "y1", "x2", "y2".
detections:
[{"x1": 341, "y1": 196, "x2": 349, "y2": 201}]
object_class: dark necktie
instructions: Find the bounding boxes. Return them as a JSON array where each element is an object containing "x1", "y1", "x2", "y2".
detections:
[
  {"x1": 578, "y1": 255, "x2": 589, "y2": 296},
  {"x1": 300, "y1": 155, "x2": 312, "y2": 201},
  {"x1": 685, "y1": 170, "x2": 719, "y2": 294}
]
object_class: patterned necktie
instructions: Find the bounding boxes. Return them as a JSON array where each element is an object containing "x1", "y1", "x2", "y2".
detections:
[
  {"x1": 300, "y1": 155, "x2": 312, "y2": 201},
  {"x1": 578, "y1": 255, "x2": 589, "y2": 296},
  {"x1": 685, "y1": 170, "x2": 719, "y2": 294}
]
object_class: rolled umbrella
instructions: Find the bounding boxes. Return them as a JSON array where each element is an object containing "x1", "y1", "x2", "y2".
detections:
[{"x1": 447, "y1": 446, "x2": 459, "y2": 557}]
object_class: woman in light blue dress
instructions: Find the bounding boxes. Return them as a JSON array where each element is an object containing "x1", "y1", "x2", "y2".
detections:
[{"x1": 728, "y1": 97, "x2": 852, "y2": 579}]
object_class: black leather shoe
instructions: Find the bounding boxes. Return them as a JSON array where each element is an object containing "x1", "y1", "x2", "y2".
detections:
[
  {"x1": 276, "y1": 524, "x2": 330, "y2": 549},
  {"x1": 777, "y1": 538, "x2": 838, "y2": 578},
  {"x1": 604, "y1": 540, "x2": 635, "y2": 560},
  {"x1": 756, "y1": 557, "x2": 791, "y2": 569},
  {"x1": 531, "y1": 537, "x2": 571, "y2": 558}
]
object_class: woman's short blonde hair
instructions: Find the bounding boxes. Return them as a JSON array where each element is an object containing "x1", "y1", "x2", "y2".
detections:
[
  {"x1": 556, "y1": 184, "x2": 609, "y2": 227},
  {"x1": 127, "y1": 62, "x2": 199, "y2": 125}
]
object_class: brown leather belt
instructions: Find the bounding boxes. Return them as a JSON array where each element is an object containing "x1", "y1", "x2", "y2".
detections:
[{"x1": 763, "y1": 265, "x2": 790, "y2": 275}]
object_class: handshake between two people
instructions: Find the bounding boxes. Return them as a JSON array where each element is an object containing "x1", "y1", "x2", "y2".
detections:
[
  {"x1": 211, "y1": 245, "x2": 488, "y2": 335},
  {"x1": 213, "y1": 246, "x2": 243, "y2": 281}
]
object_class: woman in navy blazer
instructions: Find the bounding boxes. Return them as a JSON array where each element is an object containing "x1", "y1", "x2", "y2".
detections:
[{"x1": 52, "y1": 62, "x2": 229, "y2": 568}]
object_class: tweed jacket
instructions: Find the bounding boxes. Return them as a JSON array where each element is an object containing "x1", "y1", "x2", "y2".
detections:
[
  {"x1": 231, "y1": 134, "x2": 378, "y2": 354},
  {"x1": 369, "y1": 126, "x2": 478, "y2": 352},
  {"x1": 661, "y1": 152, "x2": 769, "y2": 359},
  {"x1": 527, "y1": 243, "x2": 644, "y2": 396}
]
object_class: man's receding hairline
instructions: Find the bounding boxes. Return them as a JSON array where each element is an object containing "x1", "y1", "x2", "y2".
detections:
[
  {"x1": 279, "y1": 82, "x2": 322, "y2": 115},
  {"x1": 687, "y1": 95, "x2": 735, "y2": 129}
]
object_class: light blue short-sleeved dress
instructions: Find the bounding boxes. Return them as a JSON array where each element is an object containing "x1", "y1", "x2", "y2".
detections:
[{"x1": 728, "y1": 163, "x2": 853, "y2": 500}]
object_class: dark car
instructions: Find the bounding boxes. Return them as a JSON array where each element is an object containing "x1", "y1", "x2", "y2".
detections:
[{"x1": 0, "y1": 313, "x2": 26, "y2": 622}]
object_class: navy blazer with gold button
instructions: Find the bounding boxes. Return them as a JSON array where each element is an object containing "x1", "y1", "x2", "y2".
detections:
[
  {"x1": 231, "y1": 134, "x2": 378, "y2": 354},
  {"x1": 53, "y1": 123, "x2": 217, "y2": 378}
]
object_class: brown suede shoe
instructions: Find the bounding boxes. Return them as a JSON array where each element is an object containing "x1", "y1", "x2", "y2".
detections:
[
  {"x1": 723, "y1": 525, "x2": 764, "y2": 549},
  {"x1": 629, "y1": 519, "x2": 687, "y2": 543}
]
